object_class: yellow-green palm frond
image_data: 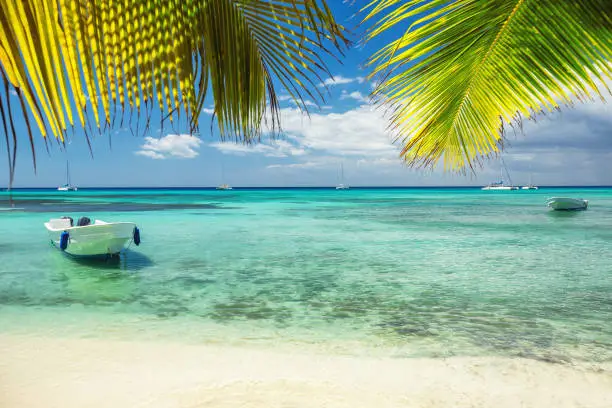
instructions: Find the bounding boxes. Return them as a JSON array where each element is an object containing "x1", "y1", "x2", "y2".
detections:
[
  {"x1": 194, "y1": 0, "x2": 348, "y2": 140},
  {"x1": 363, "y1": 0, "x2": 612, "y2": 171},
  {"x1": 0, "y1": 0, "x2": 347, "y2": 174}
]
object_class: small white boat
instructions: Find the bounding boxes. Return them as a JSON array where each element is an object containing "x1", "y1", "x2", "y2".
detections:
[
  {"x1": 45, "y1": 217, "x2": 140, "y2": 257},
  {"x1": 335, "y1": 184, "x2": 349, "y2": 190},
  {"x1": 216, "y1": 184, "x2": 233, "y2": 190},
  {"x1": 546, "y1": 197, "x2": 588, "y2": 211},
  {"x1": 58, "y1": 161, "x2": 77, "y2": 191}
]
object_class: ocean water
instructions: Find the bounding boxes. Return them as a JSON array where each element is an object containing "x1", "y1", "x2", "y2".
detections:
[{"x1": 1, "y1": 187, "x2": 611, "y2": 363}]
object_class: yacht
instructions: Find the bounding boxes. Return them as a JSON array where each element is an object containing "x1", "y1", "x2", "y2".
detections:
[
  {"x1": 58, "y1": 161, "x2": 77, "y2": 191},
  {"x1": 216, "y1": 184, "x2": 233, "y2": 190}
]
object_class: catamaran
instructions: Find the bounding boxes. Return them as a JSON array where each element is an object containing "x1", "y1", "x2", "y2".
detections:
[
  {"x1": 336, "y1": 162, "x2": 349, "y2": 190},
  {"x1": 482, "y1": 160, "x2": 518, "y2": 190},
  {"x1": 57, "y1": 161, "x2": 77, "y2": 191},
  {"x1": 45, "y1": 216, "x2": 141, "y2": 257}
]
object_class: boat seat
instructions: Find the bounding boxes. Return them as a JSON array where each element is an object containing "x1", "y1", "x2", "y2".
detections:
[
  {"x1": 48, "y1": 218, "x2": 72, "y2": 229},
  {"x1": 77, "y1": 216, "x2": 92, "y2": 227}
]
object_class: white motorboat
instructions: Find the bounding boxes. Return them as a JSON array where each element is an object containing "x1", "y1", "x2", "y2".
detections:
[
  {"x1": 546, "y1": 197, "x2": 588, "y2": 211},
  {"x1": 45, "y1": 216, "x2": 140, "y2": 256},
  {"x1": 216, "y1": 184, "x2": 233, "y2": 190}
]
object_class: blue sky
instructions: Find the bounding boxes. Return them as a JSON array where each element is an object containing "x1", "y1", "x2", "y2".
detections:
[{"x1": 2, "y1": 3, "x2": 611, "y2": 188}]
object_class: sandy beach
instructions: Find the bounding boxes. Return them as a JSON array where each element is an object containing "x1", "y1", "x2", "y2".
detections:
[{"x1": 1, "y1": 334, "x2": 611, "y2": 408}]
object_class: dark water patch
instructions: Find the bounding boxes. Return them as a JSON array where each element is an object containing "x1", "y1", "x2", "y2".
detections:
[
  {"x1": 64, "y1": 250, "x2": 154, "y2": 271},
  {"x1": 177, "y1": 258, "x2": 209, "y2": 270},
  {"x1": 0, "y1": 243, "x2": 15, "y2": 251},
  {"x1": 12, "y1": 201, "x2": 228, "y2": 213},
  {"x1": 0, "y1": 289, "x2": 30, "y2": 305},
  {"x1": 209, "y1": 297, "x2": 292, "y2": 323},
  {"x1": 139, "y1": 294, "x2": 191, "y2": 318},
  {"x1": 169, "y1": 275, "x2": 216, "y2": 287}
]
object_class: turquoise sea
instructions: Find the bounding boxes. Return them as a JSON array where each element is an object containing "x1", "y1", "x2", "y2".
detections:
[{"x1": 1, "y1": 187, "x2": 611, "y2": 363}]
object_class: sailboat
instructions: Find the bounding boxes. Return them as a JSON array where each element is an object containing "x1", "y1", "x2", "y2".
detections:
[
  {"x1": 58, "y1": 161, "x2": 77, "y2": 191},
  {"x1": 482, "y1": 159, "x2": 518, "y2": 190},
  {"x1": 521, "y1": 172, "x2": 538, "y2": 190},
  {"x1": 216, "y1": 162, "x2": 232, "y2": 190},
  {"x1": 335, "y1": 162, "x2": 349, "y2": 190}
]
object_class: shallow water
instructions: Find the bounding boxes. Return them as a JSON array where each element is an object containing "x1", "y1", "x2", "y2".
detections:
[{"x1": 1, "y1": 187, "x2": 611, "y2": 362}]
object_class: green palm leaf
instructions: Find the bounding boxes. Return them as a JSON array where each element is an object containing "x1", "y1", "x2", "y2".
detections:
[
  {"x1": 363, "y1": 0, "x2": 612, "y2": 170},
  {"x1": 0, "y1": 0, "x2": 347, "y2": 181}
]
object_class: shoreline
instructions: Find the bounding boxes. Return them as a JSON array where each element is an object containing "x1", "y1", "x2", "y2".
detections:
[{"x1": 1, "y1": 334, "x2": 611, "y2": 408}]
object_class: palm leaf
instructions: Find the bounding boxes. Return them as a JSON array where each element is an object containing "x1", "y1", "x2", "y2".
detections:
[
  {"x1": 363, "y1": 0, "x2": 612, "y2": 171},
  {"x1": 0, "y1": 0, "x2": 347, "y2": 187}
]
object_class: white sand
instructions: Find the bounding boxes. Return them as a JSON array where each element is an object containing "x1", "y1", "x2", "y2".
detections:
[{"x1": 1, "y1": 334, "x2": 611, "y2": 408}]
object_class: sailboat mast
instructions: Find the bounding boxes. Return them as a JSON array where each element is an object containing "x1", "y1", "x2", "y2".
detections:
[{"x1": 66, "y1": 161, "x2": 70, "y2": 185}]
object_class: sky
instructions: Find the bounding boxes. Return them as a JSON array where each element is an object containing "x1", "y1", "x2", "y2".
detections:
[{"x1": 1, "y1": 3, "x2": 611, "y2": 188}]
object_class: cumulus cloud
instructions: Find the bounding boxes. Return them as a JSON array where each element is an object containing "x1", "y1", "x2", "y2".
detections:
[
  {"x1": 211, "y1": 139, "x2": 307, "y2": 158},
  {"x1": 340, "y1": 90, "x2": 369, "y2": 103},
  {"x1": 135, "y1": 134, "x2": 202, "y2": 159},
  {"x1": 480, "y1": 96, "x2": 612, "y2": 185},
  {"x1": 272, "y1": 106, "x2": 398, "y2": 158},
  {"x1": 9, "y1": 89, "x2": 18, "y2": 97},
  {"x1": 319, "y1": 75, "x2": 365, "y2": 87}
]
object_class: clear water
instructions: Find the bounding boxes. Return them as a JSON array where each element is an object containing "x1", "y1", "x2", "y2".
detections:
[{"x1": 1, "y1": 188, "x2": 611, "y2": 363}]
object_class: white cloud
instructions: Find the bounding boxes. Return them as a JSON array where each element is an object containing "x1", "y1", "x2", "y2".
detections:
[
  {"x1": 202, "y1": 108, "x2": 215, "y2": 115},
  {"x1": 270, "y1": 106, "x2": 398, "y2": 158},
  {"x1": 267, "y1": 160, "x2": 328, "y2": 169},
  {"x1": 135, "y1": 150, "x2": 165, "y2": 160},
  {"x1": 9, "y1": 89, "x2": 18, "y2": 97},
  {"x1": 319, "y1": 75, "x2": 365, "y2": 87},
  {"x1": 340, "y1": 91, "x2": 369, "y2": 103},
  {"x1": 289, "y1": 99, "x2": 317, "y2": 107},
  {"x1": 211, "y1": 139, "x2": 307, "y2": 158},
  {"x1": 135, "y1": 134, "x2": 202, "y2": 159}
]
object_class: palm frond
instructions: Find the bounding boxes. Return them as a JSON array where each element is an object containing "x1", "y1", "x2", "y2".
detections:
[
  {"x1": 363, "y1": 0, "x2": 612, "y2": 171},
  {"x1": 0, "y1": 0, "x2": 347, "y2": 185}
]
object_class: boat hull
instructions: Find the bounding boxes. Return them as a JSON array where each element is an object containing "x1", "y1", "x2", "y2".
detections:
[
  {"x1": 546, "y1": 197, "x2": 588, "y2": 211},
  {"x1": 482, "y1": 186, "x2": 519, "y2": 190},
  {"x1": 46, "y1": 221, "x2": 136, "y2": 256}
]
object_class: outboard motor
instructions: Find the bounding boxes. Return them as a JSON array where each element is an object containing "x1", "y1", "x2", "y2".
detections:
[{"x1": 76, "y1": 216, "x2": 91, "y2": 226}]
